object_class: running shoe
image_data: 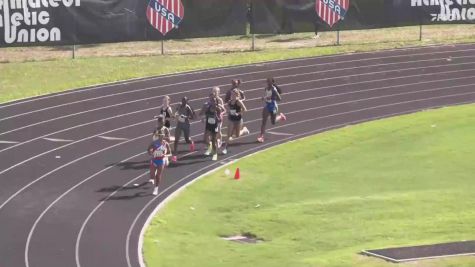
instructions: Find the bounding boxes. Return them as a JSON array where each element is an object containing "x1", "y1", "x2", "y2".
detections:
[
  {"x1": 257, "y1": 135, "x2": 264, "y2": 143},
  {"x1": 152, "y1": 187, "x2": 159, "y2": 196},
  {"x1": 279, "y1": 113, "x2": 287, "y2": 121},
  {"x1": 204, "y1": 145, "x2": 212, "y2": 156},
  {"x1": 149, "y1": 179, "x2": 155, "y2": 185},
  {"x1": 222, "y1": 148, "x2": 228, "y2": 155},
  {"x1": 212, "y1": 153, "x2": 218, "y2": 161},
  {"x1": 242, "y1": 126, "x2": 250, "y2": 135}
]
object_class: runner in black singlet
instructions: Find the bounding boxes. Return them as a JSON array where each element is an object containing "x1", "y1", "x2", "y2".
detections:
[
  {"x1": 222, "y1": 89, "x2": 249, "y2": 155},
  {"x1": 174, "y1": 96, "x2": 195, "y2": 153}
]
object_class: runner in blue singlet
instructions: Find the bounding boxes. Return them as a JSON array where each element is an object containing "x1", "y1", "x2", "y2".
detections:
[{"x1": 258, "y1": 78, "x2": 286, "y2": 143}]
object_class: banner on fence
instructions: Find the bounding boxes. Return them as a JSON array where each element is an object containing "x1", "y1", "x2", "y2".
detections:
[
  {"x1": 1, "y1": 0, "x2": 474, "y2": 47},
  {"x1": 250, "y1": 0, "x2": 475, "y2": 34},
  {"x1": 0, "y1": 0, "x2": 248, "y2": 47}
]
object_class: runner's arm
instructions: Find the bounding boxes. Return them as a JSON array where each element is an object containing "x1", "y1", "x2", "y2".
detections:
[
  {"x1": 187, "y1": 105, "x2": 196, "y2": 120},
  {"x1": 167, "y1": 106, "x2": 174, "y2": 120},
  {"x1": 147, "y1": 143, "x2": 154, "y2": 155},
  {"x1": 165, "y1": 143, "x2": 172, "y2": 157},
  {"x1": 199, "y1": 103, "x2": 207, "y2": 116},
  {"x1": 164, "y1": 128, "x2": 171, "y2": 142},
  {"x1": 273, "y1": 87, "x2": 282, "y2": 102},
  {"x1": 238, "y1": 99, "x2": 247, "y2": 113},
  {"x1": 240, "y1": 90, "x2": 246, "y2": 101},
  {"x1": 225, "y1": 90, "x2": 231, "y2": 103}
]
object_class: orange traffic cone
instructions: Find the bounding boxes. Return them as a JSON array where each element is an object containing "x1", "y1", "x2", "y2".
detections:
[{"x1": 234, "y1": 168, "x2": 240, "y2": 180}]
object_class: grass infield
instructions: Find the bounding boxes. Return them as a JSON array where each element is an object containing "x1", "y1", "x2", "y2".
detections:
[{"x1": 143, "y1": 104, "x2": 475, "y2": 267}]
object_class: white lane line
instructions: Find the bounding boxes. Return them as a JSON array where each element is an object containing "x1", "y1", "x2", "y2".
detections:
[
  {"x1": 363, "y1": 250, "x2": 475, "y2": 263},
  {"x1": 24, "y1": 151, "x2": 147, "y2": 267},
  {"x1": 131, "y1": 97, "x2": 475, "y2": 267},
  {"x1": 2, "y1": 54, "x2": 475, "y2": 135},
  {"x1": 43, "y1": 138, "x2": 74, "y2": 143},
  {"x1": 30, "y1": 125, "x2": 227, "y2": 267},
  {"x1": 1, "y1": 74, "x2": 474, "y2": 177},
  {"x1": 0, "y1": 106, "x2": 156, "y2": 154},
  {"x1": 22, "y1": 90, "x2": 473, "y2": 267},
  {"x1": 267, "y1": 131, "x2": 294, "y2": 136},
  {"x1": 78, "y1": 91, "x2": 475, "y2": 267},
  {"x1": 98, "y1": 136, "x2": 130, "y2": 141},
  {"x1": 75, "y1": 147, "x2": 197, "y2": 267},
  {"x1": 0, "y1": 140, "x2": 19, "y2": 144},
  {"x1": 3, "y1": 48, "x2": 475, "y2": 122},
  {"x1": 0, "y1": 134, "x2": 149, "y2": 212},
  {"x1": 3, "y1": 78, "x2": 474, "y2": 234},
  {"x1": 4, "y1": 47, "x2": 472, "y2": 266},
  {"x1": 1, "y1": 64, "x2": 474, "y2": 156},
  {"x1": 0, "y1": 120, "x2": 154, "y2": 175},
  {"x1": 75, "y1": 172, "x2": 148, "y2": 267},
  {"x1": 275, "y1": 82, "x2": 475, "y2": 109},
  {"x1": 2, "y1": 43, "x2": 473, "y2": 109}
]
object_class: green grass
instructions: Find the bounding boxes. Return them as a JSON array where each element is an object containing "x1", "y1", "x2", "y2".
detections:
[
  {"x1": 1, "y1": 35, "x2": 475, "y2": 104},
  {"x1": 143, "y1": 104, "x2": 475, "y2": 267}
]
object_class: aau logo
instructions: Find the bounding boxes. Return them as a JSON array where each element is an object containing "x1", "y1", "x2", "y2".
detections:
[
  {"x1": 146, "y1": 0, "x2": 184, "y2": 36},
  {"x1": 315, "y1": 0, "x2": 349, "y2": 28}
]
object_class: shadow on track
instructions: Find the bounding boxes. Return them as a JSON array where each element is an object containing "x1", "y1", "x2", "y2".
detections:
[
  {"x1": 96, "y1": 181, "x2": 150, "y2": 193},
  {"x1": 99, "y1": 191, "x2": 150, "y2": 201}
]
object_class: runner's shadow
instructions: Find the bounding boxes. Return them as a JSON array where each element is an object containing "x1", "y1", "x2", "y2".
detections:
[
  {"x1": 168, "y1": 158, "x2": 209, "y2": 168},
  {"x1": 106, "y1": 160, "x2": 149, "y2": 171},
  {"x1": 177, "y1": 153, "x2": 207, "y2": 161},
  {"x1": 100, "y1": 191, "x2": 150, "y2": 201},
  {"x1": 227, "y1": 140, "x2": 260, "y2": 148},
  {"x1": 97, "y1": 181, "x2": 150, "y2": 193},
  {"x1": 173, "y1": 149, "x2": 197, "y2": 156}
]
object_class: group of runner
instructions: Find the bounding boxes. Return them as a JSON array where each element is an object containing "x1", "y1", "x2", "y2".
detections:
[{"x1": 147, "y1": 78, "x2": 286, "y2": 195}]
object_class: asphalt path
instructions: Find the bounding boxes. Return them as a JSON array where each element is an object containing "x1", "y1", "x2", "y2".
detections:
[{"x1": 0, "y1": 43, "x2": 474, "y2": 267}]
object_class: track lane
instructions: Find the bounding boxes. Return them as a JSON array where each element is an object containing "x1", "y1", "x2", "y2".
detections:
[
  {"x1": 0, "y1": 44, "x2": 473, "y2": 267},
  {"x1": 1, "y1": 47, "x2": 475, "y2": 139},
  {"x1": 2, "y1": 51, "x2": 474, "y2": 136},
  {"x1": 1, "y1": 69, "x2": 474, "y2": 206},
  {"x1": 1, "y1": 54, "x2": 474, "y2": 171},
  {"x1": 2, "y1": 43, "x2": 473, "y2": 114},
  {"x1": 126, "y1": 94, "x2": 475, "y2": 267},
  {"x1": 26, "y1": 88, "x2": 475, "y2": 267},
  {"x1": 2, "y1": 46, "x2": 473, "y2": 124}
]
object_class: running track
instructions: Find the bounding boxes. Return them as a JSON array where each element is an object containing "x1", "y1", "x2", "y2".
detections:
[{"x1": 0, "y1": 44, "x2": 474, "y2": 267}]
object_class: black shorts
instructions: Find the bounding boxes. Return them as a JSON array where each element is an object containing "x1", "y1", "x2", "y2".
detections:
[
  {"x1": 165, "y1": 120, "x2": 171, "y2": 129},
  {"x1": 229, "y1": 115, "x2": 242, "y2": 122},
  {"x1": 206, "y1": 123, "x2": 218, "y2": 133},
  {"x1": 229, "y1": 118, "x2": 243, "y2": 125}
]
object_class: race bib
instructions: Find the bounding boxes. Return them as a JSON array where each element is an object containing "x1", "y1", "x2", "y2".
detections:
[
  {"x1": 230, "y1": 109, "x2": 237, "y2": 116},
  {"x1": 153, "y1": 149, "x2": 164, "y2": 158},
  {"x1": 266, "y1": 90, "x2": 272, "y2": 98},
  {"x1": 178, "y1": 116, "x2": 186, "y2": 123},
  {"x1": 207, "y1": 117, "x2": 216, "y2": 124}
]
